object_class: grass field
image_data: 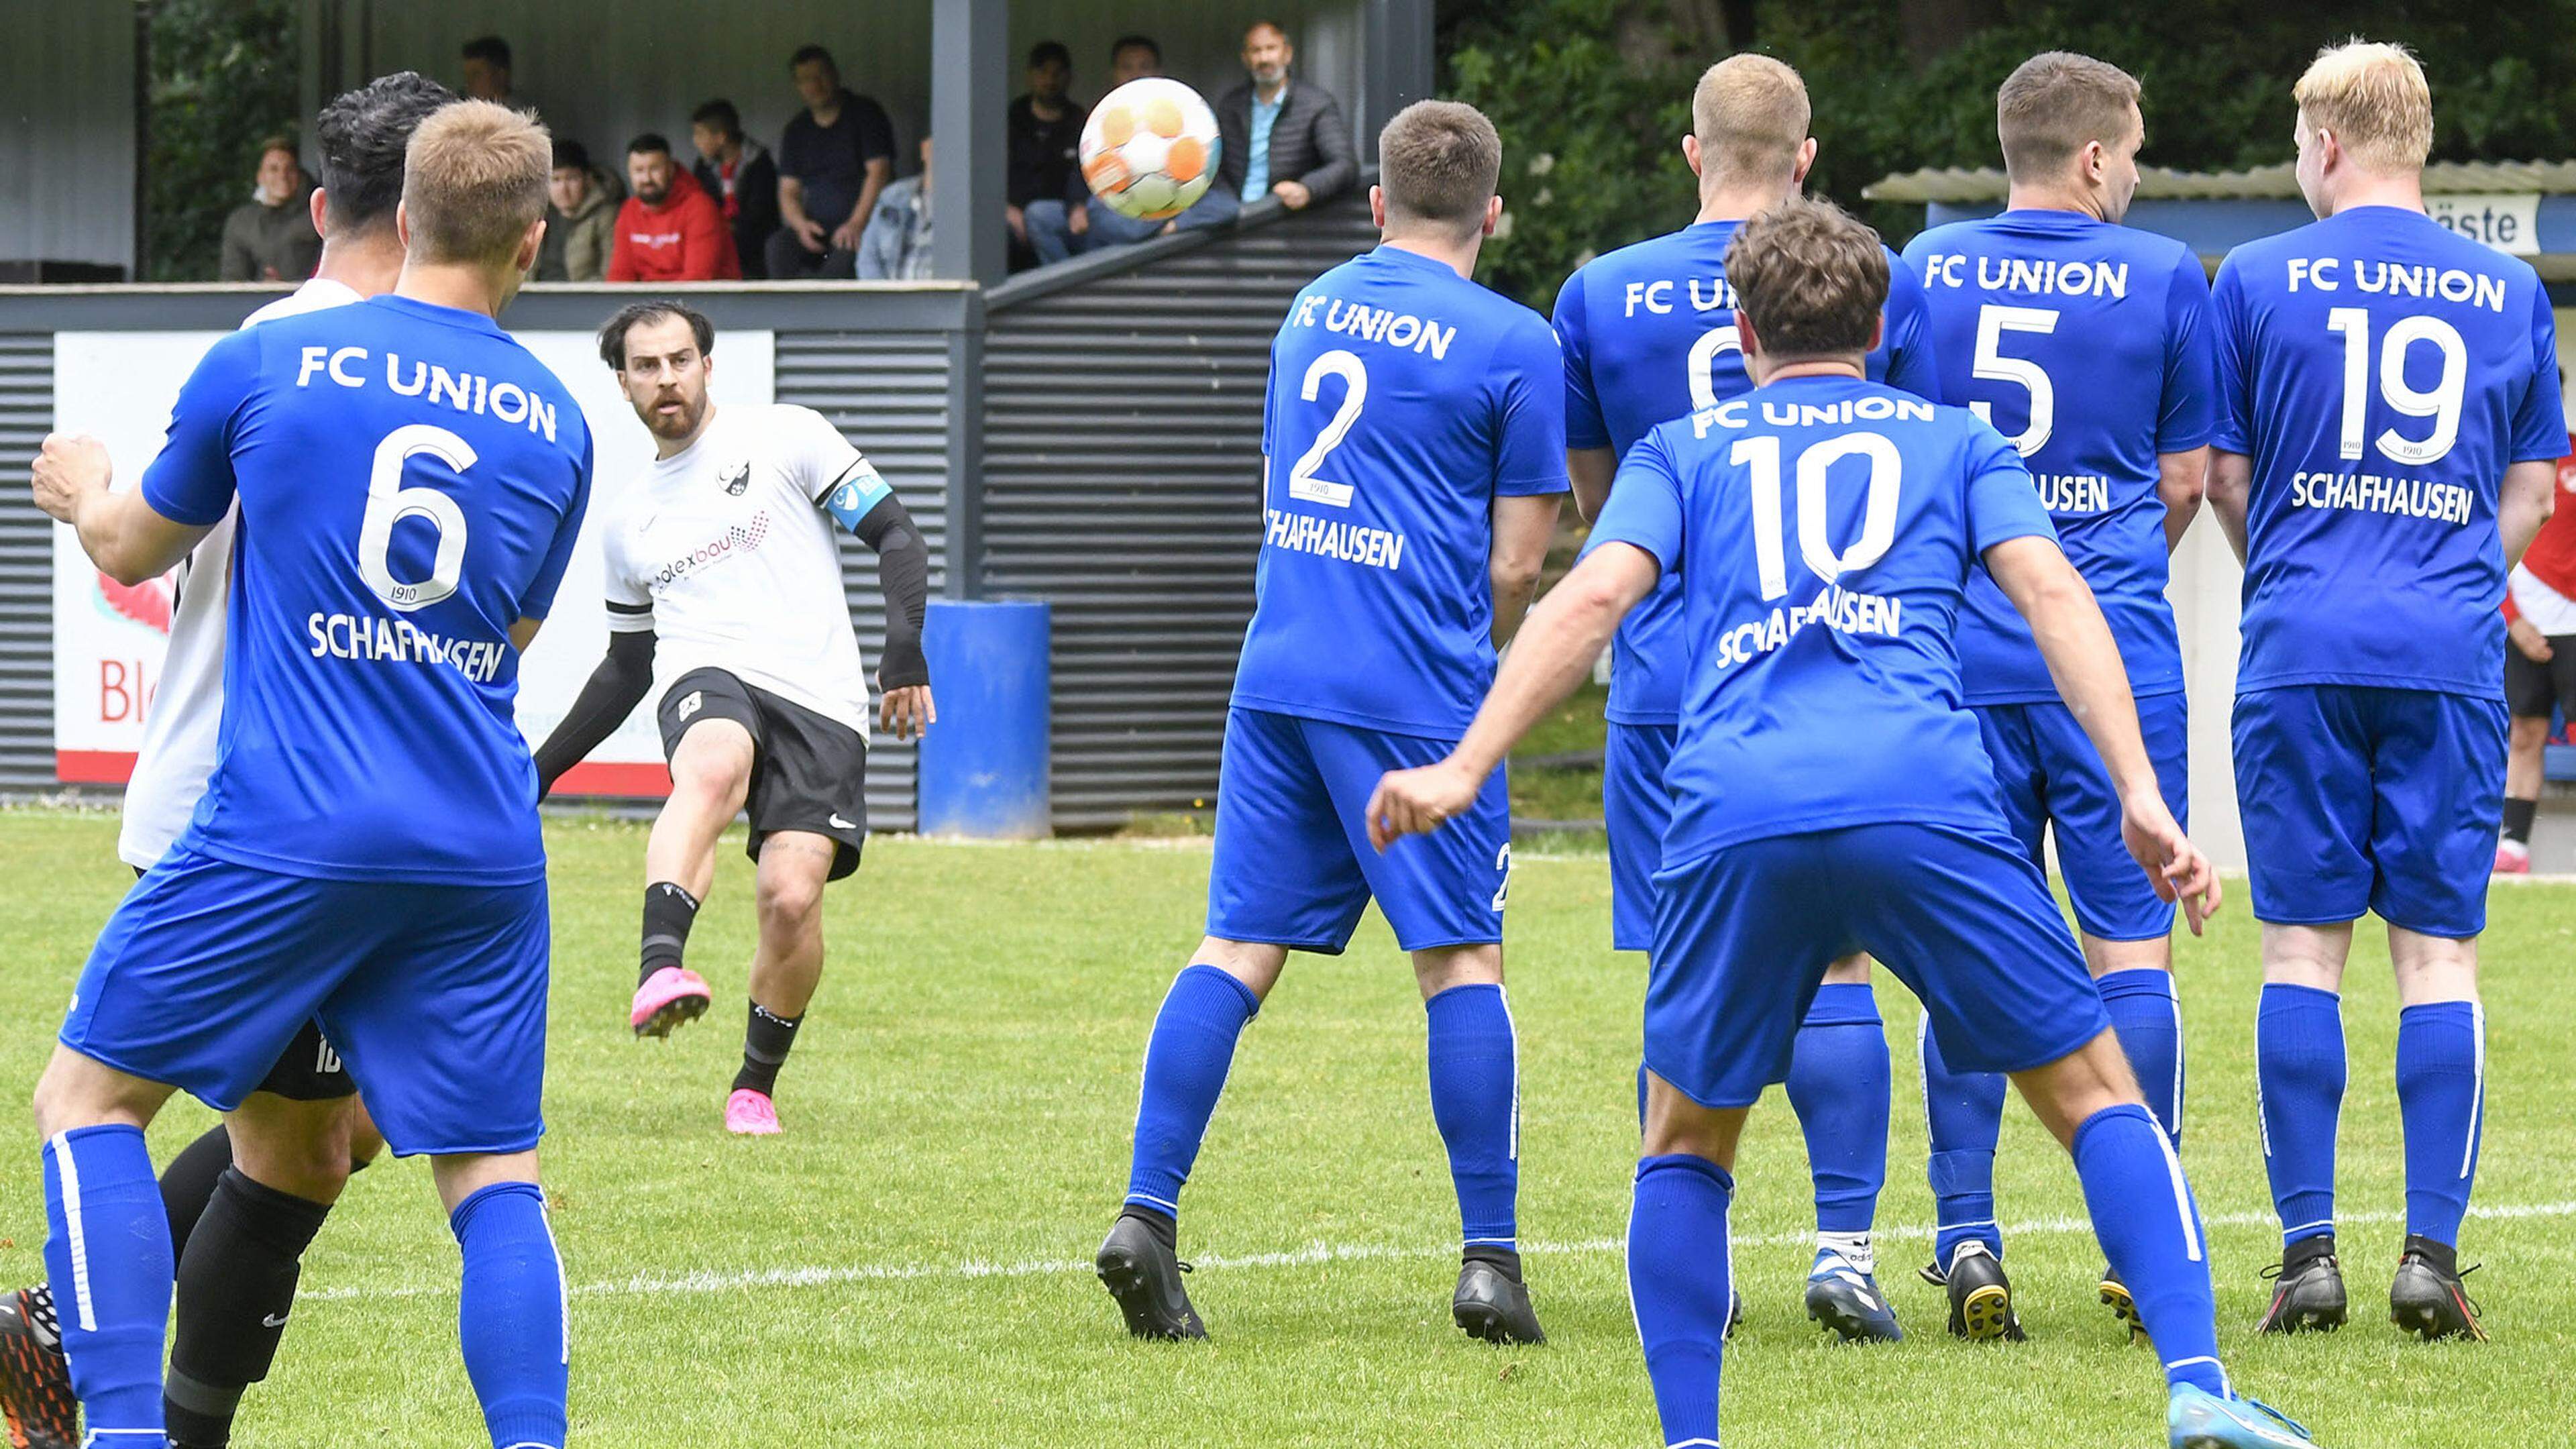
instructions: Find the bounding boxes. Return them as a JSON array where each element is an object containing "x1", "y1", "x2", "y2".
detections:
[{"x1": 1, "y1": 808, "x2": 2570, "y2": 1447}]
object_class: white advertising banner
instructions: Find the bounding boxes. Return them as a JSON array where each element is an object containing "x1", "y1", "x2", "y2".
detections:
[{"x1": 49, "y1": 324, "x2": 776, "y2": 796}]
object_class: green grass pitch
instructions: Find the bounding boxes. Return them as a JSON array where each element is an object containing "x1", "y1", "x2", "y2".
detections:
[{"x1": 0, "y1": 808, "x2": 2568, "y2": 1446}]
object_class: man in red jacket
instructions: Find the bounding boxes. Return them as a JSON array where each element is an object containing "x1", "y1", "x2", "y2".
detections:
[
  {"x1": 2497, "y1": 432, "x2": 2576, "y2": 873},
  {"x1": 608, "y1": 133, "x2": 741, "y2": 282}
]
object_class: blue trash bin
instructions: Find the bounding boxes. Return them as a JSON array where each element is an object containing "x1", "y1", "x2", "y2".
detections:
[{"x1": 916, "y1": 599, "x2": 1051, "y2": 838}]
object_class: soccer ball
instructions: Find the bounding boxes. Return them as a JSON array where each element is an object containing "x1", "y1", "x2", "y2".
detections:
[{"x1": 1081, "y1": 77, "x2": 1220, "y2": 221}]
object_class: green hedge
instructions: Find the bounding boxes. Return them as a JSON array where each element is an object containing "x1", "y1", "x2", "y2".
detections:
[{"x1": 145, "y1": 0, "x2": 302, "y2": 282}]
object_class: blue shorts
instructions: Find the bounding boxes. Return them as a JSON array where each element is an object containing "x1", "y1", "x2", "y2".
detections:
[
  {"x1": 1604, "y1": 721, "x2": 1678, "y2": 952},
  {"x1": 60, "y1": 847, "x2": 551, "y2": 1156},
  {"x1": 1647, "y1": 822, "x2": 2108, "y2": 1109},
  {"x1": 1207, "y1": 708, "x2": 1510, "y2": 953},
  {"x1": 1976, "y1": 692, "x2": 2189, "y2": 942},
  {"x1": 2232, "y1": 685, "x2": 2505, "y2": 938}
]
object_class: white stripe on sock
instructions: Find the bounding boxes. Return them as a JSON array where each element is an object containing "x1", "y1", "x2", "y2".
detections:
[
  {"x1": 2151, "y1": 1126, "x2": 2204, "y2": 1264},
  {"x1": 2252, "y1": 1005, "x2": 2270, "y2": 1159},
  {"x1": 2163, "y1": 1354, "x2": 2227, "y2": 1397},
  {"x1": 2279, "y1": 1218, "x2": 2335, "y2": 1240},
  {"x1": 2168, "y1": 990, "x2": 2186, "y2": 1141},
  {"x1": 1497, "y1": 985, "x2": 1520, "y2": 1165},
  {"x1": 540, "y1": 1200, "x2": 570, "y2": 1367},
  {"x1": 46, "y1": 1134, "x2": 96, "y2": 1334},
  {"x1": 2462, "y1": 1002, "x2": 2486, "y2": 1179}
]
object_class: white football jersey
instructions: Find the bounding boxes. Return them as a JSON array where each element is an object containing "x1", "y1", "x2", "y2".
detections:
[
  {"x1": 602, "y1": 403, "x2": 877, "y2": 741},
  {"x1": 119, "y1": 277, "x2": 364, "y2": 869}
]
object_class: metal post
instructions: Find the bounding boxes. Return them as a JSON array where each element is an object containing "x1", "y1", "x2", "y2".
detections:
[
  {"x1": 928, "y1": 0, "x2": 1008, "y2": 288},
  {"x1": 1363, "y1": 0, "x2": 1436, "y2": 160}
]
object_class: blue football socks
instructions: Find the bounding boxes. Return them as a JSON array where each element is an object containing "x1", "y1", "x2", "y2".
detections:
[
  {"x1": 1919, "y1": 1018, "x2": 2007, "y2": 1269},
  {"x1": 2256, "y1": 983, "x2": 2345, "y2": 1247},
  {"x1": 1628, "y1": 1154, "x2": 1733, "y2": 1448},
  {"x1": 43, "y1": 1124, "x2": 170, "y2": 1440},
  {"x1": 2099, "y1": 968, "x2": 2185, "y2": 1146},
  {"x1": 1785, "y1": 983, "x2": 1890, "y2": 1236},
  {"x1": 1125, "y1": 963, "x2": 1261, "y2": 1219},
  {"x1": 2396, "y1": 1000, "x2": 2484, "y2": 1250},
  {"x1": 2070, "y1": 1104, "x2": 2226, "y2": 1399},
  {"x1": 451, "y1": 1181, "x2": 569, "y2": 1449},
  {"x1": 1426, "y1": 982, "x2": 1519, "y2": 1254}
]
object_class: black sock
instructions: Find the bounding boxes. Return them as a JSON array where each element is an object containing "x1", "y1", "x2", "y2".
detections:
[
  {"x1": 164, "y1": 1169, "x2": 332, "y2": 1449},
  {"x1": 640, "y1": 881, "x2": 701, "y2": 987},
  {"x1": 733, "y1": 1001, "x2": 803, "y2": 1096},
  {"x1": 2504, "y1": 796, "x2": 2538, "y2": 845},
  {"x1": 1464, "y1": 1242, "x2": 1524, "y2": 1283},
  {"x1": 160, "y1": 1122, "x2": 237, "y2": 1260},
  {"x1": 1121, "y1": 1205, "x2": 1178, "y2": 1252}
]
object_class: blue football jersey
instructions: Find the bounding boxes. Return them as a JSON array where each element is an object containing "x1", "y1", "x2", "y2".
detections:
[
  {"x1": 1553, "y1": 219, "x2": 1941, "y2": 724},
  {"x1": 1585, "y1": 374, "x2": 2055, "y2": 865},
  {"x1": 1232, "y1": 244, "x2": 1569, "y2": 737},
  {"x1": 140, "y1": 294, "x2": 593, "y2": 885},
  {"x1": 2211, "y1": 205, "x2": 2565, "y2": 696},
  {"x1": 1902, "y1": 210, "x2": 2215, "y2": 704}
]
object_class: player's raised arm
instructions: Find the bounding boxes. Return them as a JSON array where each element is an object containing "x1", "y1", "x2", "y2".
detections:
[
  {"x1": 1983, "y1": 531, "x2": 2218, "y2": 930},
  {"x1": 30, "y1": 323, "x2": 259, "y2": 584}
]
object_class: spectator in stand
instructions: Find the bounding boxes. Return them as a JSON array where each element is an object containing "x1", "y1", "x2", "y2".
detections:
[
  {"x1": 770, "y1": 44, "x2": 896, "y2": 280},
  {"x1": 859, "y1": 136, "x2": 936, "y2": 280},
  {"x1": 608, "y1": 133, "x2": 740, "y2": 282},
  {"x1": 1022, "y1": 34, "x2": 1225, "y2": 264},
  {"x1": 218, "y1": 136, "x2": 322, "y2": 282},
  {"x1": 1006, "y1": 40, "x2": 1085, "y2": 269},
  {"x1": 460, "y1": 34, "x2": 532, "y2": 112},
  {"x1": 2496, "y1": 420, "x2": 2576, "y2": 874},
  {"x1": 1214, "y1": 21, "x2": 1354, "y2": 217},
  {"x1": 537, "y1": 139, "x2": 617, "y2": 282},
  {"x1": 692, "y1": 99, "x2": 782, "y2": 280}
]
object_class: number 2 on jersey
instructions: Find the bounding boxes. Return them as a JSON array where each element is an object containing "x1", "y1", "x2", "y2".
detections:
[{"x1": 1288, "y1": 349, "x2": 1368, "y2": 508}]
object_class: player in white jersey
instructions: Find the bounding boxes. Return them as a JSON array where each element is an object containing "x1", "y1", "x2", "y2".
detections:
[
  {"x1": 0, "y1": 72, "x2": 454, "y2": 1449},
  {"x1": 535, "y1": 301, "x2": 934, "y2": 1136}
]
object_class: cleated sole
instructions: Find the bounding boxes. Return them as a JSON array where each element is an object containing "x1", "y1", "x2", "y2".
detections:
[
  {"x1": 1957, "y1": 1284, "x2": 2014, "y2": 1341},
  {"x1": 1453, "y1": 1299, "x2": 1509, "y2": 1343},
  {"x1": 2100, "y1": 1277, "x2": 2147, "y2": 1344},
  {"x1": 1807, "y1": 1297, "x2": 1898, "y2": 1344},
  {"x1": 2389, "y1": 1300, "x2": 2485, "y2": 1343},
  {"x1": 633, "y1": 991, "x2": 710, "y2": 1039}
]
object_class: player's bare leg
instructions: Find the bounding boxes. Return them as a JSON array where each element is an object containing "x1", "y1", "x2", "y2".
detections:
[
  {"x1": 2496, "y1": 714, "x2": 2550, "y2": 873},
  {"x1": 2253, "y1": 922, "x2": 2355, "y2": 1332},
  {"x1": 633, "y1": 718, "x2": 753, "y2": 1037},
  {"x1": 2080, "y1": 931, "x2": 2182, "y2": 1341},
  {"x1": 2385, "y1": 926, "x2": 2487, "y2": 1340},
  {"x1": 1412, "y1": 943, "x2": 1542, "y2": 1344},
  {"x1": 1790, "y1": 953, "x2": 1899, "y2": 1341},
  {"x1": 726, "y1": 831, "x2": 836, "y2": 1135},
  {"x1": 1097, "y1": 936, "x2": 1287, "y2": 1340}
]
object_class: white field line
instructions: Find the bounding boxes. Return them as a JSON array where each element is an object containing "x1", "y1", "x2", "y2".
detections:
[{"x1": 303, "y1": 1197, "x2": 2576, "y2": 1306}]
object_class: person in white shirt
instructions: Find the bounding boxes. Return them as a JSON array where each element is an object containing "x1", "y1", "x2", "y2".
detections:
[
  {"x1": 0, "y1": 71, "x2": 458, "y2": 1449},
  {"x1": 535, "y1": 301, "x2": 934, "y2": 1136}
]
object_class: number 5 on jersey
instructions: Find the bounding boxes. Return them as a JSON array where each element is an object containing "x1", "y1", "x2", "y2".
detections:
[{"x1": 1288, "y1": 349, "x2": 1367, "y2": 508}]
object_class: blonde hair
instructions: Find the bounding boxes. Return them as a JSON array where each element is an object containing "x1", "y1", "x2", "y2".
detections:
[
  {"x1": 401, "y1": 99, "x2": 551, "y2": 266},
  {"x1": 1692, "y1": 55, "x2": 1809, "y2": 183},
  {"x1": 2293, "y1": 40, "x2": 2432, "y2": 173},
  {"x1": 1996, "y1": 52, "x2": 2141, "y2": 181}
]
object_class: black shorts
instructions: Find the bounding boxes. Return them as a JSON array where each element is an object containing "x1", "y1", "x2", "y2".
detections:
[
  {"x1": 129, "y1": 865, "x2": 356, "y2": 1101},
  {"x1": 656, "y1": 667, "x2": 868, "y2": 879},
  {"x1": 2505, "y1": 636, "x2": 2576, "y2": 722}
]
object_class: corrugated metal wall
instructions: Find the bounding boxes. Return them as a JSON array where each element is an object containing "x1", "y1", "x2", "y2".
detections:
[
  {"x1": 979, "y1": 196, "x2": 1380, "y2": 828},
  {"x1": 0, "y1": 2, "x2": 136, "y2": 270},
  {"x1": 778, "y1": 329, "x2": 951, "y2": 833},
  {"x1": 0, "y1": 335, "x2": 53, "y2": 789}
]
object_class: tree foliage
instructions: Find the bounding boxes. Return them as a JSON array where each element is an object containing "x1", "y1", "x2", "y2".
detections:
[
  {"x1": 1439, "y1": 0, "x2": 2576, "y2": 309},
  {"x1": 144, "y1": 0, "x2": 302, "y2": 282}
]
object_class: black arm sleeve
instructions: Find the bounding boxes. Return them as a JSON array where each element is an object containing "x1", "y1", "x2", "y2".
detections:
[
  {"x1": 533, "y1": 627, "x2": 656, "y2": 798},
  {"x1": 853, "y1": 494, "x2": 931, "y2": 689}
]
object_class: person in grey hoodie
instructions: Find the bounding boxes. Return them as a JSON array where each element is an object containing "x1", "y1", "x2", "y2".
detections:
[
  {"x1": 218, "y1": 138, "x2": 323, "y2": 281},
  {"x1": 537, "y1": 139, "x2": 619, "y2": 281}
]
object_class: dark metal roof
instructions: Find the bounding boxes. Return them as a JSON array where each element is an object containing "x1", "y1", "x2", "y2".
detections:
[{"x1": 1865, "y1": 160, "x2": 2576, "y2": 203}]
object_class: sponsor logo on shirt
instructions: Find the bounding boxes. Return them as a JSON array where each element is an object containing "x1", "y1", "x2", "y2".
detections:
[
  {"x1": 649, "y1": 512, "x2": 773, "y2": 589},
  {"x1": 718, "y1": 459, "x2": 751, "y2": 496}
]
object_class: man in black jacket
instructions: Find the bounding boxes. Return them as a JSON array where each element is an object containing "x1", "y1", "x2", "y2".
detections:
[
  {"x1": 1214, "y1": 21, "x2": 1356, "y2": 216},
  {"x1": 692, "y1": 99, "x2": 781, "y2": 279}
]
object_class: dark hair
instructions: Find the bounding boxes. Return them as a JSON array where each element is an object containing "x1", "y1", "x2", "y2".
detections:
[
  {"x1": 626, "y1": 132, "x2": 672, "y2": 158},
  {"x1": 551, "y1": 138, "x2": 590, "y2": 172},
  {"x1": 256, "y1": 133, "x2": 297, "y2": 162},
  {"x1": 461, "y1": 34, "x2": 511, "y2": 68},
  {"x1": 1028, "y1": 40, "x2": 1071, "y2": 70},
  {"x1": 598, "y1": 301, "x2": 715, "y2": 372},
  {"x1": 1378, "y1": 100, "x2": 1501, "y2": 241},
  {"x1": 1110, "y1": 34, "x2": 1160, "y2": 64},
  {"x1": 790, "y1": 44, "x2": 837, "y2": 74},
  {"x1": 690, "y1": 99, "x2": 743, "y2": 138},
  {"x1": 313, "y1": 70, "x2": 458, "y2": 233},
  {"x1": 1723, "y1": 196, "x2": 1888, "y2": 360}
]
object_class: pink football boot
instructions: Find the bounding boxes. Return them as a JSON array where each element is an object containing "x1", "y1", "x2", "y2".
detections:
[
  {"x1": 631, "y1": 965, "x2": 713, "y2": 1038},
  {"x1": 724, "y1": 1088, "x2": 781, "y2": 1136}
]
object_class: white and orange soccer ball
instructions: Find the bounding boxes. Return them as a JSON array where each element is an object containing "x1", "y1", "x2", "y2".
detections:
[{"x1": 1080, "y1": 77, "x2": 1220, "y2": 221}]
